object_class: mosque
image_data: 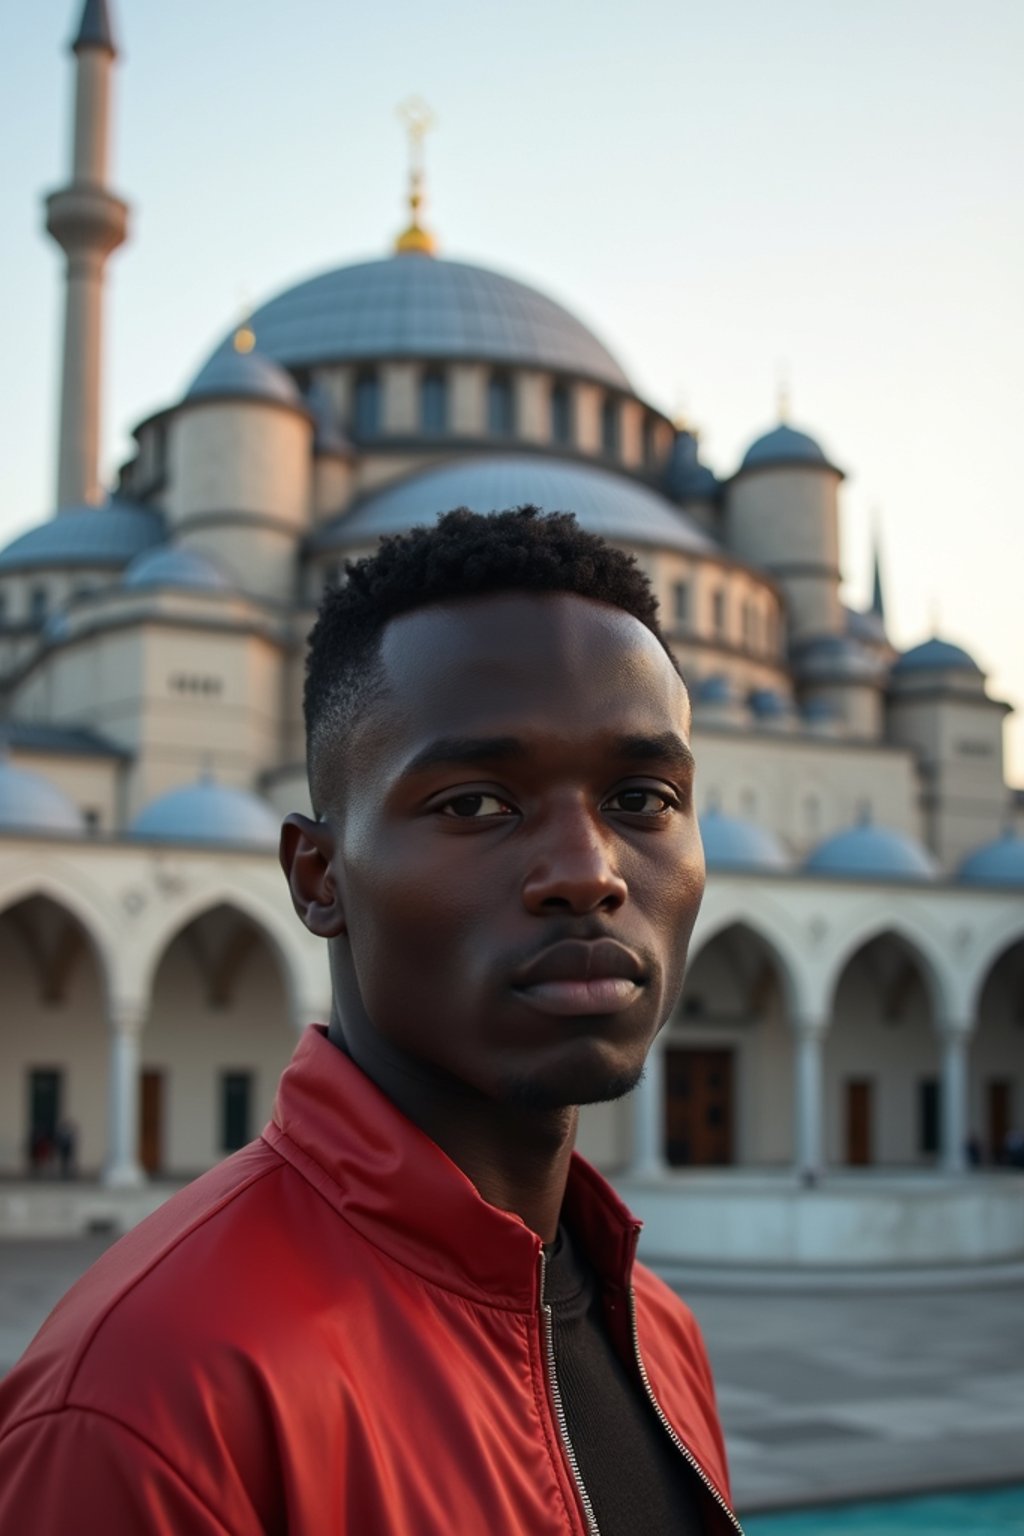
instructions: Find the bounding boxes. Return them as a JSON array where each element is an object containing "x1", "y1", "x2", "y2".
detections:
[{"x1": 1, "y1": 0, "x2": 1021, "y2": 1265}]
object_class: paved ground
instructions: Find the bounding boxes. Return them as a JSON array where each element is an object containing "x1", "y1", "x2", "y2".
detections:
[{"x1": 1, "y1": 1238, "x2": 1022, "y2": 1516}]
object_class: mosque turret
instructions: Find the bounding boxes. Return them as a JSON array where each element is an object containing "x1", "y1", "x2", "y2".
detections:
[
  {"x1": 45, "y1": 0, "x2": 129, "y2": 511},
  {"x1": 725, "y1": 398, "x2": 845, "y2": 646}
]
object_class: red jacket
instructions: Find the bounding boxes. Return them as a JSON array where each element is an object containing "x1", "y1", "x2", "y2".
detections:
[{"x1": 0, "y1": 1027, "x2": 739, "y2": 1534}]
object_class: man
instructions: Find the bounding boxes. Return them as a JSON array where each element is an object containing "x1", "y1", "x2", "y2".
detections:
[{"x1": 0, "y1": 508, "x2": 740, "y2": 1534}]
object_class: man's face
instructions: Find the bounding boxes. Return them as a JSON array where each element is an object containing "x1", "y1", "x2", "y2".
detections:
[{"x1": 324, "y1": 591, "x2": 704, "y2": 1110}]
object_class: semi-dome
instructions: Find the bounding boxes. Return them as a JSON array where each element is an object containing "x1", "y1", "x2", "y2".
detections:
[
  {"x1": 130, "y1": 778, "x2": 279, "y2": 849},
  {"x1": 186, "y1": 343, "x2": 303, "y2": 408},
  {"x1": 749, "y1": 687, "x2": 793, "y2": 719},
  {"x1": 793, "y1": 633, "x2": 885, "y2": 682},
  {"x1": 699, "y1": 808, "x2": 791, "y2": 872},
  {"x1": 696, "y1": 674, "x2": 739, "y2": 705},
  {"x1": 804, "y1": 822, "x2": 939, "y2": 881},
  {"x1": 739, "y1": 423, "x2": 835, "y2": 473},
  {"x1": 310, "y1": 455, "x2": 717, "y2": 557},
  {"x1": 0, "y1": 756, "x2": 85, "y2": 834},
  {"x1": 892, "y1": 637, "x2": 982, "y2": 676},
  {"x1": 957, "y1": 830, "x2": 1024, "y2": 887},
  {"x1": 198, "y1": 256, "x2": 632, "y2": 392},
  {"x1": 123, "y1": 545, "x2": 233, "y2": 592},
  {"x1": 0, "y1": 498, "x2": 165, "y2": 573}
]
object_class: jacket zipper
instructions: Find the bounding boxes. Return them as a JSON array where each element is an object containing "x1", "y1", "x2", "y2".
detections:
[
  {"x1": 539, "y1": 1251, "x2": 601, "y2": 1536},
  {"x1": 627, "y1": 1287, "x2": 745, "y2": 1534}
]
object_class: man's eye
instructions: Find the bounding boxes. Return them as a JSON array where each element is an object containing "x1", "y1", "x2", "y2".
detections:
[
  {"x1": 606, "y1": 788, "x2": 676, "y2": 815},
  {"x1": 439, "y1": 793, "x2": 514, "y2": 819}
]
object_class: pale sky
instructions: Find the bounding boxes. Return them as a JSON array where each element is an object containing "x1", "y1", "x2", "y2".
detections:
[{"x1": 4, "y1": 0, "x2": 1023, "y2": 782}]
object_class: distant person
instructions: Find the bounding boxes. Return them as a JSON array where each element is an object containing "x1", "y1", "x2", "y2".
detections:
[{"x1": 0, "y1": 510, "x2": 736, "y2": 1533}]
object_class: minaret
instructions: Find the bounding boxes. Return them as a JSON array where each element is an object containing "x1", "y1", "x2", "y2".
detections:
[{"x1": 45, "y1": 0, "x2": 129, "y2": 510}]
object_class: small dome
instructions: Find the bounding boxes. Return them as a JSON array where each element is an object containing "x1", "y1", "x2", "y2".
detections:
[
  {"x1": 957, "y1": 830, "x2": 1024, "y2": 887},
  {"x1": 186, "y1": 345, "x2": 303, "y2": 408},
  {"x1": 739, "y1": 423, "x2": 834, "y2": 473},
  {"x1": 699, "y1": 809, "x2": 791, "y2": 872},
  {"x1": 666, "y1": 432, "x2": 719, "y2": 501},
  {"x1": 0, "y1": 757, "x2": 85, "y2": 834},
  {"x1": 794, "y1": 633, "x2": 885, "y2": 683},
  {"x1": 0, "y1": 499, "x2": 165, "y2": 573},
  {"x1": 130, "y1": 778, "x2": 279, "y2": 849},
  {"x1": 845, "y1": 605, "x2": 887, "y2": 646},
  {"x1": 892, "y1": 637, "x2": 982, "y2": 676},
  {"x1": 123, "y1": 545, "x2": 233, "y2": 592},
  {"x1": 805, "y1": 822, "x2": 938, "y2": 881},
  {"x1": 311, "y1": 455, "x2": 717, "y2": 558}
]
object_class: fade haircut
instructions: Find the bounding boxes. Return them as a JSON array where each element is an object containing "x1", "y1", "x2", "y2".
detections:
[{"x1": 304, "y1": 505, "x2": 677, "y2": 813}]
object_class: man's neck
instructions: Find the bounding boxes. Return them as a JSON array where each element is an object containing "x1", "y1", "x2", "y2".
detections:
[{"x1": 327, "y1": 1016, "x2": 577, "y2": 1245}]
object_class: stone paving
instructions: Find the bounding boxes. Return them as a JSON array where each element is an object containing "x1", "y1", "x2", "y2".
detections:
[{"x1": 1, "y1": 1238, "x2": 1023, "y2": 1515}]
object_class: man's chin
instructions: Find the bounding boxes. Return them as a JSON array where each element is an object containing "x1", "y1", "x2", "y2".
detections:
[{"x1": 495, "y1": 1057, "x2": 645, "y2": 1111}]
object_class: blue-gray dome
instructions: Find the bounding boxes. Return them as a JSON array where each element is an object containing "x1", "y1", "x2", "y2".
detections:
[
  {"x1": 0, "y1": 757, "x2": 84, "y2": 834},
  {"x1": 123, "y1": 545, "x2": 233, "y2": 592},
  {"x1": 310, "y1": 455, "x2": 717, "y2": 557},
  {"x1": 699, "y1": 809, "x2": 791, "y2": 872},
  {"x1": 186, "y1": 345, "x2": 303, "y2": 407},
  {"x1": 805, "y1": 823, "x2": 938, "y2": 881},
  {"x1": 200, "y1": 256, "x2": 632, "y2": 391},
  {"x1": 957, "y1": 831, "x2": 1024, "y2": 887},
  {"x1": 794, "y1": 633, "x2": 885, "y2": 682},
  {"x1": 740, "y1": 423, "x2": 834, "y2": 472},
  {"x1": 130, "y1": 778, "x2": 279, "y2": 849},
  {"x1": 666, "y1": 431, "x2": 719, "y2": 501},
  {"x1": 0, "y1": 499, "x2": 165, "y2": 573},
  {"x1": 892, "y1": 637, "x2": 981, "y2": 676}
]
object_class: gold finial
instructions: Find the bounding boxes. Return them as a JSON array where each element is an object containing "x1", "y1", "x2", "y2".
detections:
[
  {"x1": 777, "y1": 364, "x2": 790, "y2": 423},
  {"x1": 234, "y1": 287, "x2": 256, "y2": 353},
  {"x1": 395, "y1": 96, "x2": 438, "y2": 256}
]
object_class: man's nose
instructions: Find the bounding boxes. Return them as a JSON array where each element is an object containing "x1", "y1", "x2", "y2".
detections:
[{"x1": 521, "y1": 805, "x2": 627, "y2": 916}]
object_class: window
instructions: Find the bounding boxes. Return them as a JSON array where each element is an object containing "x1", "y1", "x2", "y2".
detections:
[
  {"x1": 712, "y1": 589, "x2": 726, "y2": 637},
  {"x1": 919, "y1": 1079, "x2": 941, "y2": 1156},
  {"x1": 0, "y1": 591, "x2": 6, "y2": 627},
  {"x1": 672, "y1": 580, "x2": 689, "y2": 628},
  {"x1": 220, "y1": 1071, "x2": 253, "y2": 1153},
  {"x1": 353, "y1": 368, "x2": 380, "y2": 437},
  {"x1": 550, "y1": 382, "x2": 572, "y2": 445},
  {"x1": 600, "y1": 396, "x2": 619, "y2": 456},
  {"x1": 741, "y1": 601, "x2": 752, "y2": 646},
  {"x1": 420, "y1": 368, "x2": 447, "y2": 435},
  {"x1": 487, "y1": 372, "x2": 514, "y2": 436},
  {"x1": 29, "y1": 586, "x2": 48, "y2": 625}
]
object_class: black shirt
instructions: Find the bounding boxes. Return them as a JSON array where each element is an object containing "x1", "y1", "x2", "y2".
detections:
[{"x1": 544, "y1": 1224, "x2": 709, "y2": 1534}]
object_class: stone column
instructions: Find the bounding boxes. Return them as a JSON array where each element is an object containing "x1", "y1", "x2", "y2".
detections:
[
  {"x1": 795, "y1": 1021, "x2": 827, "y2": 1182},
  {"x1": 939, "y1": 1022, "x2": 969, "y2": 1174},
  {"x1": 629, "y1": 1036, "x2": 666, "y2": 1177},
  {"x1": 102, "y1": 1002, "x2": 146, "y2": 1188}
]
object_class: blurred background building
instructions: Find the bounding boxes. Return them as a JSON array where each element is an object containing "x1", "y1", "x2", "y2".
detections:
[{"x1": 1, "y1": 0, "x2": 1021, "y2": 1265}]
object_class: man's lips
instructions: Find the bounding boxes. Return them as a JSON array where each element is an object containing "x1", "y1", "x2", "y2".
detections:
[{"x1": 511, "y1": 940, "x2": 645, "y2": 1017}]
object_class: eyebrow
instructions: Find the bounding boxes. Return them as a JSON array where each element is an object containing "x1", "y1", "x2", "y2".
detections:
[{"x1": 399, "y1": 732, "x2": 695, "y2": 778}]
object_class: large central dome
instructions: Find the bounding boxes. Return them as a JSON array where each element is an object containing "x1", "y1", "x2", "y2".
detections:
[{"x1": 199, "y1": 255, "x2": 633, "y2": 392}]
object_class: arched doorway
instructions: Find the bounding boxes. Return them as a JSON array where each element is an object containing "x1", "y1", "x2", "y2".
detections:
[
  {"x1": 142, "y1": 904, "x2": 294, "y2": 1177},
  {"x1": 0, "y1": 894, "x2": 107, "y2": 1176},
  {"x1": 665, "y1": 923, "x2": 794, "y2": 1167},
  {"x1": 825, "y1": 932, "x2": 938, "y2": 1168},
  {"x1": 970, "y1": 936, "x2": 1024, "y2": 1165}
]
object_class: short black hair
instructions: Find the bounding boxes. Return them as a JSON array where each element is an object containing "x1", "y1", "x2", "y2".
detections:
[{"x1": 304, "y1": 505, "x2": 676, "y2": 812}]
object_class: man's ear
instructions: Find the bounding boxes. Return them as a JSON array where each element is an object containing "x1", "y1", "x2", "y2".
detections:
[{"x1": 279, "y1": 813, "x2": 347, "y2": 937}]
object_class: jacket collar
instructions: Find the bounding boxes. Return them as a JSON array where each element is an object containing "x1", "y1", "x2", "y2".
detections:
[{"x1": 265, "y1": 1025, "x2": 642, "y2": 1312}]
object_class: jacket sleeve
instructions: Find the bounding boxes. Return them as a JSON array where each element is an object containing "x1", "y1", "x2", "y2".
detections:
[{"x1": 0, "y1": 1409, "x2": 246, "y2": 1536}]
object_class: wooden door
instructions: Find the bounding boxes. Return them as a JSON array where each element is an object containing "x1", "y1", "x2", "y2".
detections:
[
  {"x1": 988, "y1": 1080, "x2": 1012, "y2": 1164},
  {"x1": 665, "y1": 1048, "x2": 734, "y2": 1166},
  {"x1": 139, "y1": 1070, "x2": 164, "y2": 1175},
  {"x1": 846, "y1": 1079, "x2": 873, "y2": 1166}
]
